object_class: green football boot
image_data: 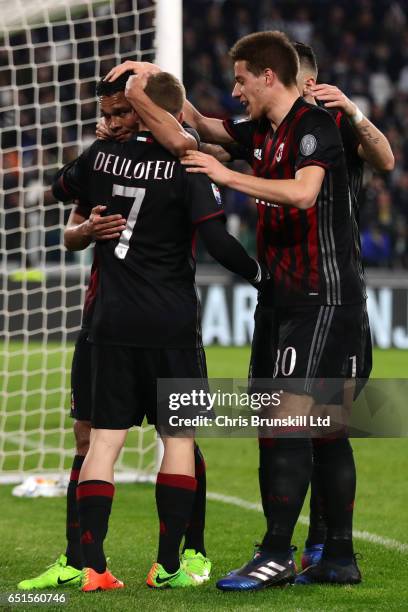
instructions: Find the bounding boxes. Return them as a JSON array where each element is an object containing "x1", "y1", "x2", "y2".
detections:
[
  {"x1": 146, "y1": 562, "x2": 199, "y2": 588},
  {"x1": 17, "y1": 554, "x2": 82, "y2": 590},
  {"x1": 181, "y1": 549, "x2": 212, "y2": 583}
]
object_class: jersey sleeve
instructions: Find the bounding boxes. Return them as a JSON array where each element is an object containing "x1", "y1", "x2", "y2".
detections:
[
  {"x1": 222, "y1": 118, "x2": 257, "y2": 149},
  {"x1": 52, "y1": 144, "x2": 95, "y2": 202},
  {"x1": 222, "y1": 141, "x2": 253, "y2": 164},
  {"x1": 73, "y1": 199, "x2": 93, "y2": 218},
  {"x1": 182, "y1": 123, "x2": 201, "y2": 148},
  {"x1": 185, "y1": 171, "x2": 226, "y2": 226},
  {"x1": 294, "y1": 109, "x2": 343, "y2": 173}
]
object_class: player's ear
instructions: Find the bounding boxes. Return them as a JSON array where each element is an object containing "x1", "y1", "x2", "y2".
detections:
[
  {"x1": 305, "y1": 76, "x2": 316, "y2": 91},
  {"x1": 176, "y1": 110, "x2": 184, "y2": 124},
  {"x1": 264, "y1": 68, "x2": 275, "y2": 87}
]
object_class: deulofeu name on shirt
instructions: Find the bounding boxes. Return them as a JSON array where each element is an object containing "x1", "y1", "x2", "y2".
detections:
[{"x1": 93, "y1": 151, "x2": 176, "y2": 181}]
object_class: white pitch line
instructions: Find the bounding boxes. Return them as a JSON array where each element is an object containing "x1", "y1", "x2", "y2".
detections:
[{"x1": 207, "y1": 491, "x2": 408, "y2": 554}]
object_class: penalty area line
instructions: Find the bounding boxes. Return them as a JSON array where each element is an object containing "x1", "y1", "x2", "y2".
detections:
[{"x1": 207, "y1": 491, "x2": 408, "y2": 554}]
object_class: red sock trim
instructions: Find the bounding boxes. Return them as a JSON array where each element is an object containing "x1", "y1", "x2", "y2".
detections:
[
  {"x1": 76, "y1": 481, "x2": 114, "y2": 500},
  {"x1": 157, "y1": 472, "x2": 197, "y2": 492}
]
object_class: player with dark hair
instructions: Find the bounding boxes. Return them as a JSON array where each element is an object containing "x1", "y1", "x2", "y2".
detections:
[
  {"x1": 99, "y1": 30, "x2": 394, "y2": 590},
  {"x1": 52, "y1": 70, "x2": 267, "y2": 592},
  {"x1": 293, "y1": 40, "x2": 394, "y2": 573},
  {"x1": 179, "y1": 30, "x2": 368, "y2": 590}
]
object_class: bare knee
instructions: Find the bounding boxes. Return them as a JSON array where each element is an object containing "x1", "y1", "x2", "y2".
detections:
[{"x1": 73, "y1": 420, "x2": 91, "y2": 456}]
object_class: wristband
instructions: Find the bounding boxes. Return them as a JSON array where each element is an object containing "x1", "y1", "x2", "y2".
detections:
[{"x1": 350, "y1": 107, "x2": 364, "y2": 125}]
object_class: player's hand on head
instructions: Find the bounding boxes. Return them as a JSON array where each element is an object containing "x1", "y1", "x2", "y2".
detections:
[
  {"x1": 104, "y1": 60, "x2": 161, "y2": 82},
  {"x1": 309, "y1": 84, "x2": 357, "y2": 117},
  {"x1": 125, "y1": 73, "x2": 149, "y2": 98},
  {"x1": 181, "y1": 150, "x2": 233, "y2": 186},
  {"x1": 85, "y1": 205, "x2": 127, "y2": 241}
]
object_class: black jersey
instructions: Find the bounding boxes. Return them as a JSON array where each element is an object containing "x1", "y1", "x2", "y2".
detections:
[
  {"x1": 224, "y1": 97, "x2": 365, "y2": 307},
  {"x1": 81, "y1": 251, "x2": 98, "y2": 331},
  {"x1": 53, "y1": 133, "x2": 225, "y2": 348},
  {"x1": 331, "y1": 110, "x2": 364, "y2": 224},
  {"x1": 332, "y1": 110, "x2": 365, "y2": 284}
]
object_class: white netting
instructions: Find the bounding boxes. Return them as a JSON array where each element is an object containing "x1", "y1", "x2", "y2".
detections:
[{"x1": 0, "y1": 0, "x2": 159, "y2": 483}]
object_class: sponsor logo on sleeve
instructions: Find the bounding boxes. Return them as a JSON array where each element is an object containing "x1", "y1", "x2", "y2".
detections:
[{"x1": 300, "y1": 134, "x2": 317, "y2": 156}]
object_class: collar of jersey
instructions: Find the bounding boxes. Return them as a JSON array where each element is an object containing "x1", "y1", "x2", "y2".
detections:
[{"x1": 277, "y1": 95, "x2": 304, "y2": 129}]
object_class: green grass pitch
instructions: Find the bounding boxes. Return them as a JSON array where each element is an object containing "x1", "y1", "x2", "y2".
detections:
[{"x1": 1, "y1": 347, "x2": 407, "y2": 611}]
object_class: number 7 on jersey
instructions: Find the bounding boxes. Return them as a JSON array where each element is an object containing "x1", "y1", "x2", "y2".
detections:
[{"x1": 112, "y1": 184, "x2": 146, "y2": 260}]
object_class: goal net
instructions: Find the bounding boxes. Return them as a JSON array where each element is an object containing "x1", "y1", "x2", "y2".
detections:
[{"x1": 0, "y1": 0, "x2": 174, "y2": 483}]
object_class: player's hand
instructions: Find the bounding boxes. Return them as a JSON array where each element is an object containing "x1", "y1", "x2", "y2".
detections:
[
  {"x1": 125, "y1": 73, "x2": 149, "y2": 99},
  {"x1": 104, "y1": 60, "x2": 161, "y2": 82},
  {"x1": 95, "y1": 117, "x2": 133, "y2": 143},
  {"x1": 181, "y1": 150, "x2": 233, "y2": 186},
  {"x1": 308, "y1": 84, "x2": 357, "y2": 117},
  {"x1": 84, "y1": 205, "x2": 127, "y2": 241}
]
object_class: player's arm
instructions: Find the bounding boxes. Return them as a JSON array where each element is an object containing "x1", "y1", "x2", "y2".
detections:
[
  {"x1": 103, "y1": 59, "x2": 237, "y2": 146},
  {"x1": 64, "y1": 205, "x2": 126, "y2": 251},
  {"x1": 198, "y1": 217, "x2": 265, "y2": 286},
  {"x1": 182, "y1": 151, "x2": 324, "y2": 210},
  {"x1": 183, "y1": 99, "x2": 233, "y2": 144},
  {"x1": 200, "y1": 143, "x2": 233, "y2": 162},
  {"x1": 124, "y1": 75, "x2": 198, "y2": 156},
  {"x1": 188, "y1": 172, "x2": 267, "y2": 287},
  {"x1": 183, "y1": 110, "x2": 343, "y2": 210},
  {"x1": 52, "y1": 146, "x2": 95, "y2": 202},
  {"x1": 200, "y1": 141, "x2": 252, "y2": 164},
  {"x1": 310, "y1": 83, "x2": 395, "y2": 172}
]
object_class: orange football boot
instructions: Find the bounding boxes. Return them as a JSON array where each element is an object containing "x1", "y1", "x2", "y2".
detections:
[{"x1": 81, "y1": 567, "x2": 124, "y2": 592}]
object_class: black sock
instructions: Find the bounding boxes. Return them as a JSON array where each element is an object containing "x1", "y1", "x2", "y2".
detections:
[
  {"x1": 183, "y1": 444, "x2": 206, "y2": 556},
  {"x1": 258, "y1": 438, "x2": 275, "y2": 518},
  {"x1": 77, "y1": 480, "x2": 114, "y2": 573},
  {"x1": 156, "y1": 473, "x2": 197, "y2": 574},
  {"x1": 65, "y1": 455, "x2": 85, "y2": 569},
  {"x1": 313, "y1": 438, "x2": 356, "y2": 560},
  {"x1": 306, "y1": 445, "x2": 328, "y2": 547},
  {"x1": 260, "y1": 437, "x2": 312, "y2": 555}
]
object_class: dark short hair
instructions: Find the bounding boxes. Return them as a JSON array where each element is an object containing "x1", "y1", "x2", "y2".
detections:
[
  {"x1": 96, "y1": 70, "x2": 135, "y2": 97},
  {"x1": 229, "y1": 31, "x2": 299, "y2": 87},
  {"x1": 144, "y1": 72, "x2": 185, "y2": 115},
  {"x1": 96, "y1": 70, "x2": 185, "y2": 116},
  {"x1": 293, "y1": 42, "x2": 318, "y2": 76}
]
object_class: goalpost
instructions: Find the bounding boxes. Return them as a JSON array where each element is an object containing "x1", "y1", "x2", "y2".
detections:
[{"x1": 0, "y1": 0, "x2": 182, "y2": 484}]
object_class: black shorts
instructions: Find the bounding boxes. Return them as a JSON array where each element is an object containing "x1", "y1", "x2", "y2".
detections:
[
  {"x1": 91, "y1": 344, "x2": 208, "y2": 429},
  {"x1": 249, "y1": 302, "x2": 370, "y2": 404},
  {"x1": 70, "y1": 328, "x2": 92, "y2": 421}
]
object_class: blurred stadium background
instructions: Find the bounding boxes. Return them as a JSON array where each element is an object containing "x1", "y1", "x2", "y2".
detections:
[{"x1": 1, "y1": 1, "x2": 407, "y2": 608}]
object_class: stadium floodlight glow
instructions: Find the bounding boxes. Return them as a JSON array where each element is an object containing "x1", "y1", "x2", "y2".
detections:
[{"x1": 0, "y1": 0, "x2": 181, "y2": 484}]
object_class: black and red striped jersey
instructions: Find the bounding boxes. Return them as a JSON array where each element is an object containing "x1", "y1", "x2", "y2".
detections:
[
  {"x1": 53, "y1": 133, "x2": 225, "y2": 347},
  {"x1": 224, "y1": 97, "x2": 366, "y2": 307}
]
